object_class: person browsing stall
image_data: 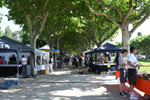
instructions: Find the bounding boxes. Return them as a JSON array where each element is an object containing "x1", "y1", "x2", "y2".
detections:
[
  {"x1": 84, "y1": 53, "x2": 89, "y2": 74},
  {"x1": 49, "y1": 56, "x2": 54, "y2": 73},
  {"x1": 0, "y1": 56, "x2": 3, "y2": 64},
  {"x1": 21, "y1": 55, "x2": 27, "y2": 77},
  {"x1": 119, "y1": 49, "x2": 128, "y2": 97}
]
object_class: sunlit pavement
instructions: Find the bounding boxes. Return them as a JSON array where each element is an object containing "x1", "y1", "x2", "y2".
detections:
[{"x1": 0, "y1": 64, "x2": 144, "y2": 100}]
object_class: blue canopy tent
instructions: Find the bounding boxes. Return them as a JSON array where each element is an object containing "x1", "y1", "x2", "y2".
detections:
[
  {"x1": 95, "y1": 43, "x2": 122, "y2": 53},
  {"x1": 0, "y1": 36, "x2": 34, "y2": 85},
  {"x1": 83, "y1": 49, "x2": 95, "y2": 54},
  {"x1": 90, "y1": 43, "x2": 122, "y2": 62}
]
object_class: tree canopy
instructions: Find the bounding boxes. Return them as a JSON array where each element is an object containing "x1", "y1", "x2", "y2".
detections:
[{"x1": 85, "y1": 0, "x2": 150, "y2": 50}]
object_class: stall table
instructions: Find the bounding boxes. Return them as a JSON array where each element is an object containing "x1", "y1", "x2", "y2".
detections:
[
  {"x1": 93, "y1": 62, "x2": 116, "y2": 74},
  {"x1": 116, "y1": 70, "x2": 150, "y2": 96},
  {"x1": 0, "y1": 65, "x2": 22, "y2": 77}
]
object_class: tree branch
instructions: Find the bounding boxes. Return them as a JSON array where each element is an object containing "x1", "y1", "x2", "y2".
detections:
[
  {"x1": 130, "y1": 13, "x2": 150, "y2": 34},
  {"x1": 123, "y1": 6, "x2": 133, "y2": 22},
  {"x1": 129, "y1": 5, "x2": 150, "y2": 23},
  {"x1": 44, "y1": 0, "x2": 49, "y2": 9},
  {"x1": 87, "y1": 16, "x2": 98, "y2": 45},
  {"x1": 98, "y1": 0, "x2": 122, "y2": 20},
  {"x1": 85, "y1": 0, "x2": 120, "y2": 28},
  {"x1": 36, "y1": 11, "x2": 49, "y2": 36},
  {"x1": 101, "y1": 27, "x2": 118, "y2": 43}
]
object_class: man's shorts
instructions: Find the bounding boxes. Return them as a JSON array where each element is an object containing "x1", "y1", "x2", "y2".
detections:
[
  {"x1": 128, "y1": 69, "x2": 137, "y2": 85},
  {"x1": 120, "y1": 68, "x2": 127, "y2": 83}
]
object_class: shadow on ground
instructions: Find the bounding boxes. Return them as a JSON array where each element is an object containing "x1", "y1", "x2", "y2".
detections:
[{"x1": 0, "y1": 64, "x2": 144, "y2": 100}]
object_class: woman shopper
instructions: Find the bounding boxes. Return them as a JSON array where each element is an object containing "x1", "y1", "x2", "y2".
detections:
[
  {"x1": 119, "y1": 49, "x2": 128, "y2": 97},
  {"x1": 79, "y1": 53, "x2": 84, "y2": 73},
  {"x1": 84, "y1": 53, "x2": 89, "y2": 74}
]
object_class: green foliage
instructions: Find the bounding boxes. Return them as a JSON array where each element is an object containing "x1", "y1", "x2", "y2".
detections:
[
  {"x1": 21, "y1": 31, "x2": 46, "y2": 48},
  {"x1": 0, "y1": 27, "x2": 4, "y2": 36},
  {"x1": 86, "y1": 0, "x2": 150, "y2": 24},
  {"x1": 5, "y1": 26, "x2": 12, "y2": 38},
  {"x1": 117, "y1": 35, "x2": 150, "y2": 56}
]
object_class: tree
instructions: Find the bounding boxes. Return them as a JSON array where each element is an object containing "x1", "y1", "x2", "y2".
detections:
[
  {"x1": 5, "y1": 0, "x2": 55, "y2": 76},
  {"x1": 0, "y1": 1, "x2": 4, "y2": 23},
  {"x1": 79, "y1": 15, "x2": 119, "y2": 47},
  {"x1": 0, "y1": 12, "x2": 2, "y2": 23},
  {"x1": 130, "y1": 35, "x2": 150, "y2": 58},
  {"x1": 5, "y1": 0, "x2": 78, "y2": 75},
  {"x1": 41, "y1": 13, "x2": 68, "y2": 53},
  {"x1": 21, "y1": 32, "x2": 46, "y2": 48},
  {"x1": 117, "y1": 35, "x2": 150, "y2": 59},
  {"x1": 5, "y1": 26, "x2": 12, "y2": 38},
  {"x1": 85, "y1": 0, "x2": 150, "y2": 50}
]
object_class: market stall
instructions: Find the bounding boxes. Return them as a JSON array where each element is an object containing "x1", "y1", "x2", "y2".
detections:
[
  {"x1": 39, "y1": 45, "x2": 61, "y2": 69},
  {"x1": 93, "y1": 62, "x2": 116, "y2": 74},
  {"x1": 116, "y1": 70, "x2": 150, "y2": 96},
  {"x1": 18, "y1": 49, "x2": 49, "y2": 75},
  {"x1": 0, "y1": 36, "x2": 34, "y2": 85},
  {"x1": 91, "y1": 43, "x2": 122, "y2": 74}
]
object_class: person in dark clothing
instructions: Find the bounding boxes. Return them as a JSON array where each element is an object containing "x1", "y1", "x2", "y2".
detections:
[
  {"x1": 114, "y1": 53, "x2": 120, "y2": 70},
  {"x1": 0, "y1": 56, "x2": 3, "y2": 64},
  {"x1": 79, "y1": 53, "x2": 84, "y2": 72},
  {"x1": 89, "y1": 55, "x2": 93, "y2": 72},
  {"x1": 10, "y1": 55, "x2": 17, "y2": 64},
  {"x1": 73, "y1": 56, "x2": 78, "y2": 68}
]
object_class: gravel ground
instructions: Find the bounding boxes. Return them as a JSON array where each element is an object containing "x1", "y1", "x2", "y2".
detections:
[{"x1": 0, "y1": 64, "x2": 145, "y2": 100}]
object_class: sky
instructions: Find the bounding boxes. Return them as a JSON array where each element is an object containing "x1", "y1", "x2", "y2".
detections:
[
  {"x1": 0, "y1": 6, "x2": 150, "y2": 43},
  {"x1": 0, "y1": 7, "x2": 21, "y2": 33}
]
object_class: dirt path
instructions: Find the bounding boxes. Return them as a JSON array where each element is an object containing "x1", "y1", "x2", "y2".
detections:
[{"x1": 0, "y1": 64, "x2": 144, "y2": 100}]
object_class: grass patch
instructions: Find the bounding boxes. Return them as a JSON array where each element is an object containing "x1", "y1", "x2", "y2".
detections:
[{"x1": 138, "y1": 59, "x2": 150, "y2": 73}]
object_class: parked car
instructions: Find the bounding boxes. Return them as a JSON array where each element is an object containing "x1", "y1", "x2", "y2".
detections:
[{"x1": 136, "y1": 55, "x2": 146, "y2": 60}]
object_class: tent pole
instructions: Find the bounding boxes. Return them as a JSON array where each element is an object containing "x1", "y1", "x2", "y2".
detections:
[{"x1": 17, "y1": 51, "x2": 20, "y2": 85}]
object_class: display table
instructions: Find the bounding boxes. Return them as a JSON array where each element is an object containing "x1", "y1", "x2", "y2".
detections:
[
  {"x1": 93, "y1": 62, "x2": 116, "y2": 74},
  {"x1": 0, "y1": 64, "x2": 22, "y2": 77},
  {"x1": 26, "y1": 65, "x2": 46, "y2": 75},
  {"x1": 116, "y1": 70, "x2": 150, "y2": 96},
  {"x1": 0, "y1": 64, "x2": 46, "y2": 76}
]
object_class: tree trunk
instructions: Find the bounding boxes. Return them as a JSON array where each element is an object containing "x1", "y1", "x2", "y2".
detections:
[
  {"x1": 121, "y1": 25, "x2": 130, "y2": 51},
  {"x1": 57, "y1": 37, "x2": 60, "y2": 50},
  {"x1": 30, "y1": 36, "x2": 37, "y2": 76}
]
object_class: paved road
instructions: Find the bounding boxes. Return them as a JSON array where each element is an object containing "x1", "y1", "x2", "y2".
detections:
[{"x1": 0, "y1": 65, "x2": 144, "y2": 100}]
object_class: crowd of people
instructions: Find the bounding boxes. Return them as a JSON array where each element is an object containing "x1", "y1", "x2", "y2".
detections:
[
  {"x1": 71, "y1": 46, "x2": 150, "y2": 99},
  {"x1": 71, "y1": 52, "x2": 111, "y2": 74}
]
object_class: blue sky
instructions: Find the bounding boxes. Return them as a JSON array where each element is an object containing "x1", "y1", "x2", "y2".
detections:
[{"x1": 0, "y1": 6, "x2": 150, "y2": 43}]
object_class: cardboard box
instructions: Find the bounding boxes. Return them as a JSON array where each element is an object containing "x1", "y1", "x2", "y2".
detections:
[{"x1": 41, "y1": 70, "x2": 49, "y2": 75}]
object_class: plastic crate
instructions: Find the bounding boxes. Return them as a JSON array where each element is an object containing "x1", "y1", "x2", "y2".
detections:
[{"x1": 0, "y1": 80, "x2": 18, "y2": 89}]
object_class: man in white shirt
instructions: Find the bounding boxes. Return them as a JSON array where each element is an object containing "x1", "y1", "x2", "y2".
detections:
[{"x1": 21, "y1": 55, "x2": 27, "y2": 77}]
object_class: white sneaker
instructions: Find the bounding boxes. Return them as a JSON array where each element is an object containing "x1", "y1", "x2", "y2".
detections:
[{"x1": 130, "y1": 96, "x2": 139, "y2": 99}]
